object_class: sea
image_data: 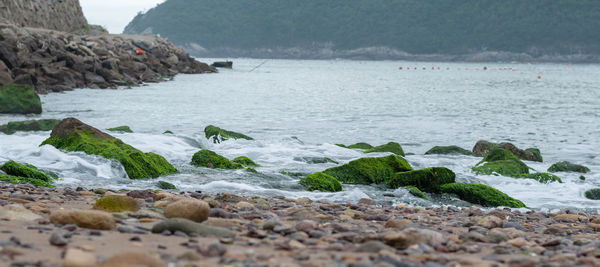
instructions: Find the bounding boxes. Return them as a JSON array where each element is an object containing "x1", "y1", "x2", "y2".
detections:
[{"x1": 1, "y1": 59, "x2": 599, "y2": 212}]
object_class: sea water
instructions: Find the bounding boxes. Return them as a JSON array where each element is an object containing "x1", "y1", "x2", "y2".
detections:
[{"x1": 1, "y1": 59, "x2": 599, "y2": 212}]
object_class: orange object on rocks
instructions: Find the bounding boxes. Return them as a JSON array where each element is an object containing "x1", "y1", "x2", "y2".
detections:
[{"x1": 136, "y1": 47, "x2": 146, "y2": 55}]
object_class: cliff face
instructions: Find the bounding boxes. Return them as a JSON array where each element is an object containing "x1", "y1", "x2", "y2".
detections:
[{"x1": 0, "y1": 0, "x2": 88, "y2": 33}]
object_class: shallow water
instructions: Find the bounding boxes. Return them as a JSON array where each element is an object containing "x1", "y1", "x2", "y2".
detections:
[{"x1": 1, "y1": 59, "x2": 599, "y2": 212}]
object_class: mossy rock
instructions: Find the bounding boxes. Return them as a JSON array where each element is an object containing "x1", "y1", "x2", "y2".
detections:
[
  {"x1": 525, "y1": 148, "x2": 542, "y2": 162},
  {"x1": 514, "y1": 172, "x2": 562, "y2": 183},
  {"x1": 0, "y1": 119, "x2": 60, "y2": 135},
  {"x1": 41, "y1": 118, "x2": 177, "y2": 179},
  {"x1": 294, "y1": 157, "x2": 338, "y2": 164},
  {"x1": 204, "y1": 125, "x2": 253, "y2": 143},
  {"x1": 157, "y1": 181, "x2": 176, "y2": 190},
  {"x1": 246, "y1": 167, "x2": 258, "y2": 173},
  {"x1": 404, "y1": 186, "x2": 427, "y2": 200},
  {"x1": 386, "y1": 167, "x2": 455, "y2": 193},
  {"x1": 299, "y1": 172, "x2": 342, "y2": 192},
  {"x1": 473, "y1": 140, "x2": 542, "y2": 162},
  {"x1": 364, "y1": 142, "x2": 405, "y2": 156},
  {"x1": 93, "y1": 195, "x2": 140, "y2": 212},
  {"x1": 0, "y1": 174, "x2": 54, "y2": 187},
  {"x1": 163, "y1": 130, "x2": 174, "y2": 134},
  {"x1": 337, "y1": 142, "x2": 373, "y2": 150},
  {"x1": 280, "y1": 171, "x2": 306, "y2": 177},
  {"x1": 425, "y1": 146, "x2": 473, "y2": 156},
  {"x1": 232, "y1": 156, "x2": 260, "y2": 167},
  {"x1": 323, "y1": 155, "x2": 412, "y2": 184},
  {"x1": 107, "y1": 126, "x2": 133, "y2": 133},
  {"x1": 191, "y1": 150, "x2": 243, "y2": 169},
  {"x1": 0, "y1": 84, "x2": 42, "y2": 114},
  {"x1": 472, "y1": 148, "x2": 530, "y2": 177},
  {"x1": 0, "y1": 160, "x2": 54, "y2": 182},
  {"x1": 585, "y1": 189, "x2": 600, "y2": 200},
  {"x1": 548, "y1": 161, "x2": 590, "y2": 173},
  {"x1": 440, "y1": 183, "x2": 526, "y2": 208}
]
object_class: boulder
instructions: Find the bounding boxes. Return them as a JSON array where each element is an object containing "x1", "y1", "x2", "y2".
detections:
[
  {"x1": 425, "y1": 145, "x2": 473, "y2": 156},
  {"x1": 585, "y1": 189, "x2": 600, "y2": 200},
  {"x1": 472, "y1": 140, "x2": 542, "y2": 162},
  {"x1": 157, "y1": 180, "x2": 176, "y2": 190},
  {"x1": 336, "y1": 142, "x2": 373, "y2": 150},
  {"x1": 514, "y1": 172, "x2": 562, "y2": 183},
  {"x1": 548, "y1": 161, "x2": 590, "y2": 173},
  {"x1": 93, "y1": 195, "x2": 139, "y2": 212},
  {"x1": 386, "y1": 167, "x2": 455, "y2": 192},
  {"x1": 0, "y1": 84, "x2": 42, "y2": 114},
  {"x1": 364, "y1": 142, "x2": 405, "y2": 156},
  {"x1": 41, "y1": 118, "x2": 177, "y2": 179},
  {"x1": 472, "y1": 148, "x2": 530, "y2": 177},
  {"x1": 0, "y1": 174, "x2": 54, "y2": 187},
  {"x1": 440, "y1": 183, "x2": 526, "y2": 208},
  {"x1": 0, "y1": 59, "x2": 12, "y2": 86},
  {"x1": 163, "y1": 199, "x2": 210, "y2": 222},
  {"x1": 0, "y1": 160, "x2": 55, "y2": 187},
  {"x1": 50, "y1": 210, "x2": 116, "y2": 230},
  {"x1": 151, "y1": 218, "x2": 234, "y2": 237},
  {"x1": 204, "y1": 125, "x2": 253, "y2": 143},
  {"x1": 191, "y1": 149, "x2": 243, "y2": 169},
  {"x1": 106, "y1": 126, "x2": 133, "y2": 133},
  {"x1": 323, "y1": 155, "x2": 412, "y2": 184},
  {"x1": 0, "y1": 119, "x2": 60, "y2": 134},
  {"x1": 232, "y1": 156, "x2": 260, "y2": 167},
  {"x1": 299, "y1": 172, "x2": 343, "y2": 192},
  {"x1": 293, "y1": 157, "x2": 337, "y2": 164},
  {"x1": 472, "y1": 140, "x2": 497, "y2": 157},
  {"x1": 404, "y1": 186, "x2": 427, "y2": 200}
]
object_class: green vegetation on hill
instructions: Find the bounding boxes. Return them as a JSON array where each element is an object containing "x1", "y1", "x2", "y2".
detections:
[{"x1": 125, "y1": 0, "x2": 600, "y2": 55}]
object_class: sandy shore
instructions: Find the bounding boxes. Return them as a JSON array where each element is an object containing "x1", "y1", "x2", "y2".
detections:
[{"x1": 1, "y1": 181, "x2": 599, "y2": 267}]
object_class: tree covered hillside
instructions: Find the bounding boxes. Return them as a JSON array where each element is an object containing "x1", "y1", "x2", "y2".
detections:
[{"x1": 124, "y1": 0, "x2": 600, "y2": 56}]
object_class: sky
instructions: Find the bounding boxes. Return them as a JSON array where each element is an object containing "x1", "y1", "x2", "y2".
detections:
[{"x1": 79, "y1": 0, "x2": 165, "y2": 34}]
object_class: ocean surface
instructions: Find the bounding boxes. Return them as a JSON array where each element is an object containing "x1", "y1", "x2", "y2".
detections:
[{"x1": 1, "y1": 59, "x2": 599, "y2": 212}]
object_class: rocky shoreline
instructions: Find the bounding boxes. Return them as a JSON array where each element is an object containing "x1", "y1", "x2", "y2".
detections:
[
  {"x1": 2, "y1": 181, "x2": 600, "y2": 267},
  {"x1": 0, "y1": 23, "x2": 215, "y2": 94}
]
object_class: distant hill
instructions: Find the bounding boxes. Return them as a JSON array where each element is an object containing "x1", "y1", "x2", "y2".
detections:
[{"x1": 124, "y1": 0, "x2": 600, "y2": 61}]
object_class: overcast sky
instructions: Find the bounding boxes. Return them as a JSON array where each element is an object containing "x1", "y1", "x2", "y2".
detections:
[{"x1": 80, "y1": 0, "x2": 165, "y2": 34}]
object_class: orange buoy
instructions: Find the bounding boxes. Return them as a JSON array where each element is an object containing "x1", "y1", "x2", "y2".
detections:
[{"x1": 136, "y1": 47, "x2": 146, "y2": 55}]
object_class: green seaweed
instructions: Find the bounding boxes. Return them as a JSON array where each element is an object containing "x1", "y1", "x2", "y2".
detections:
[
  {"x1": 404, "y1": 186, "x2": 427, "y2": 200},
  {"x1": 191, "y1": 149, "x2": 243, "y2": 169},
  {"x1": 204, "y1": 125, "x2": 253, "y2": 143},
  {"x1": 386, "y1": 167, "x2": 455, "y2": 192},
  {"x1": 425, "y1": 145, "x2": 473, "y2": 156},
  {"x1": 294, "y1": 157, "x2": 338, "y2": 164},
  {"x1": 0, "y1": 174, "x2": 54, "y2": 187},
  {"x1": 472, "y1": 148, "x2": 529, "y2": 177},
  {"x1": 323, "y1": 155, "x2": 412, "y2": 184},
  {"x1": 280, "y1": 171, "x2": 306, "y2": 177},
  {"x1": 93, "y1": 195, "x2": 139, "y2": 212},
  {"x1": 343, "y1": 142, "x2": 374, "y2": 150},
  {"x1": 232, "y1": 156, "x2": 260, "y2": 167},
  {"x1": 107, "y1": 126, "x2": 133, "y2": 133},
  {"x1": 585, "y1": 189, "x2": 600, "y2": 200},
  {"x1": 364, "y1": 142, "x2": 405, "y2": 156},
  {"x1": 299, "y1": 172, "x2": 342, "y2": 192},
  {"x1": 157, "y1": 180, "x2": 176, "y2": 190},
  {"x1": 246, "y1": 167, "x2": 258, "y2": 173},
  {"x1": 548, "y1": 161, "x2": 590, "y2": 173},
  {"x1": 0, "y1": 160, "x2": 53, "y2": 182},
  {"x1": 440, "y1": 183, "x2": 526, "y2": 208},
  {"x1": 525, "y1": 148, "x2": 543, "y2": 162},
  {"x1": 41, "y1": 130, "x2": 177, "y2": 179},
  {"x1": 0, "y1": 84, "x2": 42, "y2": 114},
  {"x1": 514, "y1": 172, "x2": 562, "y2": 183},
  {"x1": 0, "y1": 119, "x2": 60, "y2": 135}
]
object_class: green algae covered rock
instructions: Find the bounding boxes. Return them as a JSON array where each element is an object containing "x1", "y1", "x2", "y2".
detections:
[
  {"x1": 0, "y1": 119, "x2": 60, "y2": 135},
  {"x1": 440, "y1": 183, "x2": 526, "y2": 208},
  {"x1": 525, "y1": 148, "x2": 542, "y2": 162},
  {"x1": 299, "y1": 172, "x2": 342, "y2": 192},
  {"x1": 93, "y1": 195, "x2": 140, "y2": 212},
  {"x1": 40, "y1": 118, "x2": 177, "y2": 179},
  {"x1": 514, "y1": 172, "x2": 562, "y2": 183},
  {"x1": 472, "y1": 140, "x2": 542, "y2": 162},
  {"x1": 425, "y1": 146, "x2": 473, "y2": 156},
  {"x1": 204, "y1": 125, "x2": 253, "y2": 143},
  {"x1": 336, "y1": 142, "x2": 374, "y2": 150},
  {"x1": 294, "y1": 157, "x2": 338, "y2": 164},
  {"x1": 191, "y1": 149, "x2": 243, "y2": 169},
  {"x1": 107, "y1": 126, "x2": 133, "y2": 133},
  {"x1": 472, "y1": 148, "x2": 530, "y2": 177},
  {"x1": 0, "y1": 84, "x2": 42, "y2": 114},
  {"x1": 157, "y1": 180, "x2": 176, "y2": 190},
  {"x1": 163, "y1": 130, "x2": 174, "y2": 134},
  {"x1": 323, "y1": 155, "x2": 412, "y2": 185},
  {"x1": 404, "y1": 186, "x2": 427, "y2": 200},
  {"x1": 0, "y1": 174, "x2": 54, "y2": 187},
  {"x1": 386, "y1": 167, "x2": 455, "y2": 193},
  {"x1": 548, "y1": 161, "x2": 590, "y2": 173},
  {"x1": 232, "y1": 156, "x2": 260, "y2": 167},
  {"x1": 585, "y1": 189, "x2": 600, "y2": 200},
  {"x1": 0, "y1": 160, "x2": 54, "y2": 183},
  {"x1": 365, "y1": 142, "x2": 405, "y2": 156}
]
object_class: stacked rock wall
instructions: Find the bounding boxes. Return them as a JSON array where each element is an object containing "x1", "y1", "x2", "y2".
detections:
[{"x1": 0, "y1": 0, "x2": 88, "y2": 33}]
